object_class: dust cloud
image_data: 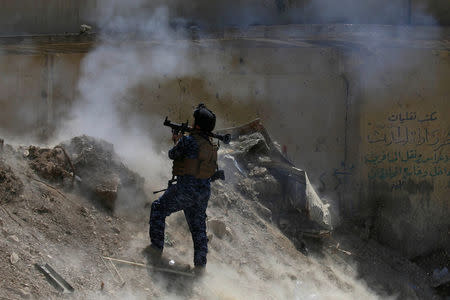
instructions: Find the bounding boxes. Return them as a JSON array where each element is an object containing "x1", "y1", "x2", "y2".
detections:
[
  {"x1": 0, "y1": 1, "x2": 442, "y2": 299},
  {"x1": 51, "y1": 1, "x2": 383, "y2": 298}
]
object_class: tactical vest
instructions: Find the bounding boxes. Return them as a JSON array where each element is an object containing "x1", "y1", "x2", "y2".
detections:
[{"x1": 172, "y1": 132, "x2": 218, "y2": 179}]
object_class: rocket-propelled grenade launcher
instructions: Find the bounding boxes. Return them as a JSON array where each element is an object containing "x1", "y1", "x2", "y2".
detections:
[{"x1": 163, "y1": 117, "x2": 231, "y2": 144}]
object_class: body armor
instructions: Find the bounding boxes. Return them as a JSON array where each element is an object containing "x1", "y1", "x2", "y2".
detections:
[{"x1": 172, "y1": 132, "x2": 218, "y2": 179}]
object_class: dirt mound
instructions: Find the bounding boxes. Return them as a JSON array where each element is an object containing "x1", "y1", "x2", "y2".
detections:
[
  {"x1": 59, "y1": 135, "x2": 147, "y2": 211},
  {"x1": 27, "y1": 146, "x2": 74, "y2": 185},
  {"x1": 25, "y1": 135, "x2": 147, "y2": 211},
  {"x1": 0, "y1": 160, "x2": 23, "y2": 203},
  {"x1": 0, "y1": 127, "x2": 443, "y2": 299}
]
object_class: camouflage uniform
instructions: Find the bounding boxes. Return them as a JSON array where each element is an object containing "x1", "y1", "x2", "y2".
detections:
[{"x1": 149, "y1": 134, "x2": 211, "y2": 266}]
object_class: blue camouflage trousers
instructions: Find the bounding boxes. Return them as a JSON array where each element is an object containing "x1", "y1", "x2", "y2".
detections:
[{"x1": 149, "y1": 178, "x2": 210, "y2": 266}]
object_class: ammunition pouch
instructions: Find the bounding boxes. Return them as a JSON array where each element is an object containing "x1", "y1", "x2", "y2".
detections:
[{"x1": 172, "y1": 133, "x2": 218, "y2": 179}]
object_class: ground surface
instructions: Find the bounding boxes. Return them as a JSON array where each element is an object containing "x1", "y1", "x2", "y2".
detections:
[{"x1": 0, "y1": 136, "x2": 445, "y2": 299}]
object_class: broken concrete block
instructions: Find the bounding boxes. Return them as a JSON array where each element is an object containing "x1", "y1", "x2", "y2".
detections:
[
  {"x1": 94, "y1": 175, "x2": 120, "y2": 210},
  {"x1": 248, "y1": 166, "x2": 268, "y2": 177},
  {"x1": 238, "y1": 133, "x2": 270, "y2": 157},
  {"x1": 305, "y1": 173, "x2": 332, "y2": 230}
]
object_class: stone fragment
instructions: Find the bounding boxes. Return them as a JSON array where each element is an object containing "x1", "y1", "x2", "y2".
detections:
[
  {"x1": 7, "y1": 235, "x2": 19, "y2": 243},
  {"x1": 80, "y1": 24, "x2": 92, "y2": 34},
  {"x1": 10, "y1": 252, "x2": 19, "y2": 264},
  {"x1": 207, "y1": 219, "x2": 232, "y2": 239},
  {"x1": 15, "y1": 288, "x2": 31, "y2": 299}
]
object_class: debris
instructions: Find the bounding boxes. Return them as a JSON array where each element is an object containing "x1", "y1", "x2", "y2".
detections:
[
  {"x1": 7, "y1": 235, "x2": 19, "y2": 243},
  {"x1": 59, "y1": 135, "x2": 146, "y2": 211},
  {"x1": 112, "y1": 226, "x2": 121, "y2": 234},
  {"x1": 53, "y1": 145, "x2": 76, "y2": 186},
  {"x1": 329, "y1": 243, "x2": 352, "y2": 256},
  {"x1": 223, "y1": 154, "x2": 245, "y2": 175},
  {"x1": 15, "y1": 288, "x2": 31, "y2": 299},
  {"x1": 33, "y1": 206, "x2": 51, "y2": 214},
  {"x1": 10, "y1": 252, "x2": 19, "y2": 264},
  {"x1": 27, "y1": 146, "x2": 73, "y2": 184},
  {"x1": 305, "y1": 173, "x2": 332, "y2": 230},
  {"x1": 252, "y1": 201, "x2": 272, "y2": 221},
  {"x1": 103, "y1": 256, "x2": 195, "y2": 277},
  {"x1": 26, "y1": 175, "x2": 77, "y2": 207},
  {"x1": 0, "y1": 161, "x2": 24, "y2": 203},
  {"x1": 80, "y1": 24, "x2": 92, "y2": 34},
  {"x1": 109, "y1": 259, "x2": 126, "y2": 287},
  {"x1": 220, "y1": 120, "x2": 332, "y2": 231},
  {"x1": 101, "y1": 256, "x2": 122, "y2": 285},
  {"x1": 301, "y1": 229, "x2": 331, "y2": 239},
  {"x1": 35, "y1": 263, "x2": 74, "y2": 294},
  {"x1": 207, "y1": 219, "x2": 232, "y2": 239}
]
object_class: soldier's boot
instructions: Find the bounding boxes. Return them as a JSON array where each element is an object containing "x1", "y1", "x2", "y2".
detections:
[
  {"x1": 142, "y1": 244, "x2": 163, "y2": 265},
  {"x1": 192, "y1": 265, "x2": 206, "y2": 277}
]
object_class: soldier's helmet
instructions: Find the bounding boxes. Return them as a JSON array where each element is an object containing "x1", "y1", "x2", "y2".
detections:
[{"x1": 193, "y1": 103, "x2": 216, "y2": 132}]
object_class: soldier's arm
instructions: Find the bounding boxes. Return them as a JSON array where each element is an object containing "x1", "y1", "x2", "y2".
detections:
[
  {"x1": 168, "y1": 136, "x2": 187, "y2": 160},
  {"x1": 168, "y1": 136, "x2": 199, "y2": 160}
]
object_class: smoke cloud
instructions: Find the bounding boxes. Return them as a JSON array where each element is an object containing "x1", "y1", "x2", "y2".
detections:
[{"x1": 0, "y1": 0, "x2": 446, "y2": 299}]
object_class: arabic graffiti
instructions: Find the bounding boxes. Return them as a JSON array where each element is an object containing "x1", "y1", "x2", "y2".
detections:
[
  {"x1": 365, "y1": 111, "x2": 449, "y2": 183},
  {"x1": 368, "y1": 165, "x2": 450, "y2": 180},
  {"x1": 387, "y1": 111, "x2": 438, "y2": 123},
  {"x1": 367, "y1": 124, "x2": 449, "y2": 150},
  {"x1": 365, "y1": 150, "x2": 449, "y2": 165}
]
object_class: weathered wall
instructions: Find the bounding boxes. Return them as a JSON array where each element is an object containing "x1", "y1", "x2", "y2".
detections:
[
  {"x1": 0, "y1": 0, "x2": 449, "y2": 36},
  {"x1": 0, "y1": 53, "x2": 82, "y2": 139},
  {"x1": 0, "y1": 26, "x2": 448, "y2": 258},
  {"x1": 357, "y1": 49, "x2": 450, "y2": 257}
]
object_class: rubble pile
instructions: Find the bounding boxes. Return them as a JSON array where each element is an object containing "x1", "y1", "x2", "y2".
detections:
[
  {"x1": 27, "y1": 146, "x2": 73, "y2": 184},
  {"x1": 0, "y1": 160, "x2": 23, "y2": 204},
  {"x1": 218, "y1": 120, "x2": 332, "y2": 249},
  {"x1": 59, "y1": 135, "x2": 147, "y2": 210},
  {"x1": 0, "y1": 124, "x2": 443, "y2": 299},
  {"x1": 25, "y1": 135, "x2": 147, "y2": 210}
]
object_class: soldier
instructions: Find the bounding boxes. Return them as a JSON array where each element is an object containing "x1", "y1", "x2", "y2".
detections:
[{"x1": 146, "y1": 104, "x2": 219, "y2": 275}]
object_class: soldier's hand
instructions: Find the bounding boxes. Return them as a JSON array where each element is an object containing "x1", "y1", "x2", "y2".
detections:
[{"x1": 172, "y1": 133, "x2": 183, "y2": 144}]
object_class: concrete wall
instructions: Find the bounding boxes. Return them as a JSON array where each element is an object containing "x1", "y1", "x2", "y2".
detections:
[
  {"x1": 0, "y1": 0, "x2": 449, "y2": 36},
  {"x1": 0, "y1": 26, "x2": 448, "y2": 258},
  {"x1": 356, "y1": 49, "x2": 450, "y2": 257}
]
